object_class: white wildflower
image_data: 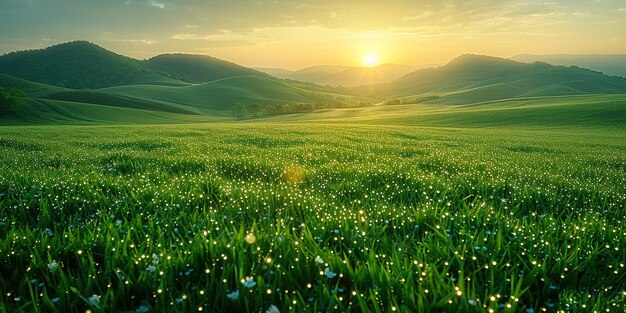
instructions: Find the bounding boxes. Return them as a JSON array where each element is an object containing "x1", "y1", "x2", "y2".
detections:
[
  {"x1": 242, "y1": 276, "x2": 256, "y2": 288},
  {"x1": 324, "y1": 267, "x2": 337, "y2": 278},
  {"x1": 266, "y1": 305, "x2": 280, "y2": 313},
  {"x1": 226, "y1": 290, "x2": 240, "y2": 300},
  {"x1": 47, "y1": 261, "x2": 59, "y2": 272},
  {"x1": 87, "y1": 295, "x2": 100, "y2": 307}
]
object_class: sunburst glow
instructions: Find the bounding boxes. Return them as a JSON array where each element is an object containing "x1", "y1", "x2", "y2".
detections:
[{"x1": 363, "y1": 53, "x2": 379, "y2": 67}]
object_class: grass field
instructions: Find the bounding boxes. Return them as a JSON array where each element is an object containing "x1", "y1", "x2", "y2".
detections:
[{"x1": 0, "y1": 95, "x2": 625, "y2": 312}]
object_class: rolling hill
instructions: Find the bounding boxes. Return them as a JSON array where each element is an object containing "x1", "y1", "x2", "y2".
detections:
[
  {"x1": 143, "y1": 54, "x2": 270, "y2": 83},
  {"x1": 353, "y1": 54, "x2": 626, "y2": 104},
  {"x1": 0, "y1": 41, "x2": 178, "y2": 89},
  {"x1": 512, "y1": 54, "x2": 626, "y2": 78},
  {"x1": 0, "y1": 41, "x2": 273, "y2": 89},
  {"x1": 0, "y1": 41, "x2": 373, "y2": 124},
  {"x1": 267, "y1": 94, "x2": 626, "y2": 131},
  {"x1": 1, "y1": 42, "x2": 625, "y2": 126},
  {"x1": 0, "y1": 73, "x2": 361, "y2": 121},
  {"x1": 257, "y1": 63, "x2": 427, "y2": 86}
]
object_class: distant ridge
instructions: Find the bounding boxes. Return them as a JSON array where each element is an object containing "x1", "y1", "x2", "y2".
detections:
[
  {"x1": 353, "y1": 54, "x2": 626, "y2": 103},
  {"x1": 257, "y1": 63, "x2": 430, "y2": 86},
  {"x1": 512, "y1": 54, "x2": 626, "y2": 78}
]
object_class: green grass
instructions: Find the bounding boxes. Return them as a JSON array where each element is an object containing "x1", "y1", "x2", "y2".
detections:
[
  {"x1": 0, "y1": 98, "x2": 219, "y2": 126},
  {"x1": 0, "y1": 106, "x2": 625, "y2": 312},
  {"x1": 270, "y1": 94, "x2": 626, "y2": 130}
]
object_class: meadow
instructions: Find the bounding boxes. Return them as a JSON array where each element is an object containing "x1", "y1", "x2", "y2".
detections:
[{"x1": 0, "y1": 101, "x2": 625, "y2": 312}]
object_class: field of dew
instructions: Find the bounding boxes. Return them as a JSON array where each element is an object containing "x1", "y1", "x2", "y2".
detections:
[{"x1": 0, "y1": 123, "x2": 625, "y2": 312}]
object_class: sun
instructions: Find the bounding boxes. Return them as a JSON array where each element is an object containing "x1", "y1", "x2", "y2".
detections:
[{"x1": 363, "y1": 53, "x2": 379, "y2": 67}]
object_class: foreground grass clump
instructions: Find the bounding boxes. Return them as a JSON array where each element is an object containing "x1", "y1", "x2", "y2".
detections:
[{"x1": 0, "y1": 124, "x2": 624, "y2": 312}]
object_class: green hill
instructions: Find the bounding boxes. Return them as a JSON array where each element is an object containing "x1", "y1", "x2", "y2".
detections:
[
  {"x1": 98, "y1": 76, "x2": 352, "y2": 114},
  {"x1": 0, "y1": 41, "x2": 169, "y2": 89},
  {"x1": 354, "y1": 55, "x2": 626, "y2": 103},
  {"x1": 4, "y1": 74, "x2": 364, "y2": 123},
  {"x1": 0, "y1": 98, "x2": 217, "y2": 126},
  {"x1": 48, "y1": 76, "x2": 313, "y2": 115},
  {"x1": 0, "y1": 73, "x2": 69, "y2": 96},
  {"x1": 144, "y1": 54, "x2": 270, "y2": 83},
  {"x1": 40, "y1": 90, "x2": 199, "y2": 115},
  {"x1": 0, "y1": 41, "x2": 272, "y2": 89}
]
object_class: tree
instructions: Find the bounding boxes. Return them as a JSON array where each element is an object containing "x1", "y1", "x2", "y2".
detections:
[
  {"x1": 0, "y1": 87, "x2": 24, "y2": 115},
  {"x1": 247, "y1": 103, "x2": 262, "y2": 118},
  {"x1": 230, "y1": 103, "x2": 248, "y2": 120},
  {"x1": 265, "y1": 104, "x2": 278, "y2": 115}
]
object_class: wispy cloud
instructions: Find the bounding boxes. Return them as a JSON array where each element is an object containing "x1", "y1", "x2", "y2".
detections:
[
  {"x1": 148, "y1": 1, "x2": 169, "y2": 9},
  {"x1": 122, "y1": 39, "x2": 160, "y2": 45}
]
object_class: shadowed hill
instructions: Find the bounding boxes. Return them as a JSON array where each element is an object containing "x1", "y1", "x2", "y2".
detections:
[
  {"x1": 0, "y1": 41, "x2": 272, "y2": 89},
  {"x1": 353, "y1": 55, "x2": 626, "y2": 103},
  {"x1": 0, "y1": 41, "x2": 181, "y2": 89},
  {"x1": 144, "y1": 54, "x2": 270, "y2": 83},
  {"x1": 0, "y1": 73, "x2": 69, "y2": 96}
]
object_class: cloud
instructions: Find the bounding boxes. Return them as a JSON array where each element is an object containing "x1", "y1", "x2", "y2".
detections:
[
  {"x1": 122, "y1": 39, "x2": 160, "y2": 45},
  {"x1": 148, "y1": 1, "x2": 167, "y2": 9}
]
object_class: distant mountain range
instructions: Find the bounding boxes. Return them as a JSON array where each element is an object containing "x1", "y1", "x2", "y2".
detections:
[
  {"x1": 512, "y1": 54, "x2": 626, "y2": 78},
  {"x1": 0, "y1": 41, "x2": 625, "y2": 125},
  {"x1": 256, "y1": 64, "x2": 436, "y2": 86},
  {"x1": 353, "y1": 54, "x2": 626, "y2": 104}
]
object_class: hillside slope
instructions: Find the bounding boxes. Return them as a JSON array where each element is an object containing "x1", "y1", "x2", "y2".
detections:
[
  {"x1": 0, "y1": 73, "x2": 69, "y2": 96},
  {"x1": 268, "y1": 94, "x2": 626, "y2": 130},
  {"x1": 99, "y1": 76, "x2": 343, "y2": 113},
  {"x1": 144, "y1": 54, "x2": 269, "y2": 83},
  {"x1": 354, "y1": 55, "x2": 626, "y2": 103},
  {"x1": 0, "y1": 98, "x2": 217, "y2": 126}
]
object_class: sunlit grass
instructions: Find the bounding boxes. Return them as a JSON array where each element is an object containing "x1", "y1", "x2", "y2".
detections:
[{"x1": 0, "y1": 123, "x2": 624, "y2": 312}]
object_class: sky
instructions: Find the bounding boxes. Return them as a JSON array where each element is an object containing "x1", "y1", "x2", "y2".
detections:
[{"x1": 1, "y1": 0, "x2": 625, "y2": 69}]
